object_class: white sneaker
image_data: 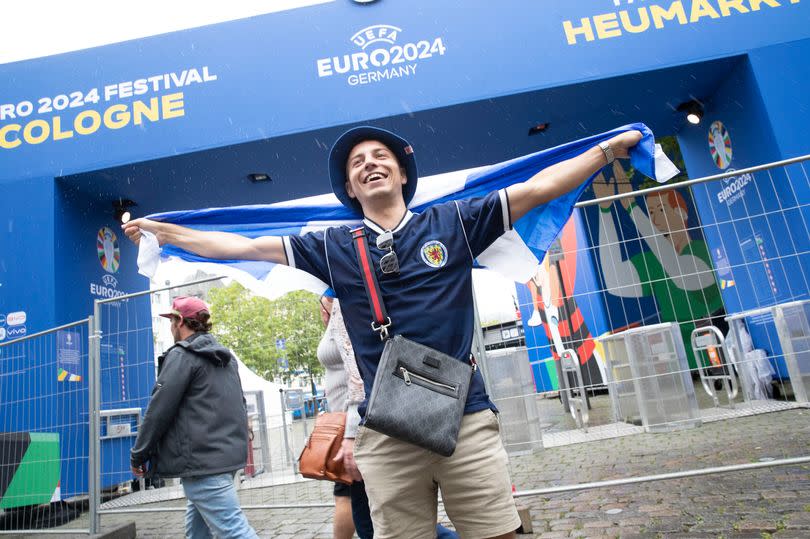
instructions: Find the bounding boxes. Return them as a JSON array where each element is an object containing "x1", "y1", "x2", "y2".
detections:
[{"x1": 527, "y1": 309, "x2": 543, "y2": 327}]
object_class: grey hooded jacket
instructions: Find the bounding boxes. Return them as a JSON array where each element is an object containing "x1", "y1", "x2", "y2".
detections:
[{"x1": 130, "y1": 332, "x2": 248, "y2": 478}]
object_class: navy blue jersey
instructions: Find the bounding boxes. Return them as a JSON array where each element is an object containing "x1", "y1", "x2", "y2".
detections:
[{"x1": 284, "y1": 189, "x2": 511, "y2": 416}]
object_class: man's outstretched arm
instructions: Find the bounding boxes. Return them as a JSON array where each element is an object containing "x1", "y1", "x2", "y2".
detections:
[
  {"x1": 506, "y1": 130, "x2": 643, "y2": 223},
  {"x1": 122, "y1": 218, "x2": 288, "y2": 264}
]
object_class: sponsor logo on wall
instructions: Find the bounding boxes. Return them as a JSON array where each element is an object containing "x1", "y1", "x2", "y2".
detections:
[
  {"x1": 7, "y1": 326, "x2": 27, "y2": 338},
  {"x1": 0, "y1": 311, "x2": 27, "y2": 341},
  {"x1": 7, "y1": 311, "x2": 26, "y2": 326},
  {"x1": 316, "y1": 24, "x2": 447, "y2": 86}
]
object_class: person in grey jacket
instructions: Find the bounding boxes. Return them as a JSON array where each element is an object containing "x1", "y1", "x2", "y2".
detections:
[{"x1": 130, "y1": 295, "x2": 258, "y2": 539}]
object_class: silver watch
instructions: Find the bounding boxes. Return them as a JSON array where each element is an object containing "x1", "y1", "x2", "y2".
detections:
[{"x1": 598, "y1": 141, "x2": 615, "y2": 165}]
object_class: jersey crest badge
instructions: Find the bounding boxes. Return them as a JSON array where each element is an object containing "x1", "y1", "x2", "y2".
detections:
[{"x1": 420, "y1": 240, "x2": 448, "y2": 268}]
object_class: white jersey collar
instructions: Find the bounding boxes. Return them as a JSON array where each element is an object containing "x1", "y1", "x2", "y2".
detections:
[{"x1": 363, "y1": 210, "x2": 414, "y2": 235}]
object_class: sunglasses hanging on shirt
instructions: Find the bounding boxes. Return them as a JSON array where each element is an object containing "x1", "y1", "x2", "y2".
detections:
[{"x1": 376, "y1": 230, "x2": 399, "y2": 274}]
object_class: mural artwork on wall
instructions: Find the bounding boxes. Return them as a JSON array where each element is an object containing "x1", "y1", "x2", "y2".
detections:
[
  {"x1": 591, "y1": 161, "x2": 725, "y2": 370},
  {"x1": 523, "y1": 218, "x2": 607, "y2": 392}
]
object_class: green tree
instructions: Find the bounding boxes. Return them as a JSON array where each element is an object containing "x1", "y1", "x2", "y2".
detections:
[{"x1": 208, "y1": 283, "x2": 324, "y2": 384}]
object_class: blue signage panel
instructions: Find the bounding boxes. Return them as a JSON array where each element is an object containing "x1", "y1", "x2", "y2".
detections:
[{"x1": 1, "y1": 0, "x2": 808, "y2": 182}]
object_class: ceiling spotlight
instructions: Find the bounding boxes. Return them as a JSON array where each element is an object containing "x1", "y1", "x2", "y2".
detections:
[
  {"x1": 113, "y1": 199, "x2": 137, "y2": 224},
  {"x1": 677, "y1": 100, "x2": 704, "y2": 125},
  {"x1": 248, "y1": 173, "x2": 272, "y2": 183},
  {"x1": 528, "y1": 123, "x2": 550, "y2": 136}
]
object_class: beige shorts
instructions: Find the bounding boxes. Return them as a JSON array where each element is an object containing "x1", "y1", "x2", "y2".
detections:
[{"x1": 353, "y1": 409, "x2": 521, "y2": 539}]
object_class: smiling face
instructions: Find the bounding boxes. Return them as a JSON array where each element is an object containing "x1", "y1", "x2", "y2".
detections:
[{"x1": 344, "y1": 140, "x2": 407, "y2": 211}]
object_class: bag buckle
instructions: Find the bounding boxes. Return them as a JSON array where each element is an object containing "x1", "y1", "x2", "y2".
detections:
[
  {"x1": 371, "y1": 317, "x2": 392, "y2": 340},
  {"x1": 470, "y1": 354, "x2": 478, "y2": 372}
]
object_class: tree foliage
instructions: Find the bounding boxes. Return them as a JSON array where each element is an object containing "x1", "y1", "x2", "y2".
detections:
[{"x1": 208, "y1": 282, "x2": 324, "y2": 382}]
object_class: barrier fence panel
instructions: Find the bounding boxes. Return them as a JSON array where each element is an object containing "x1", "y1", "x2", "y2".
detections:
[
  {"x1": 95, "y1": 277, "x2": 332, "y2": 517},
  {"x1": 0, "y1": 319, "x2": 92, "y2": 535},
  {"x1": 509, "y1": 154, "x2": 810, "y2": 450}
]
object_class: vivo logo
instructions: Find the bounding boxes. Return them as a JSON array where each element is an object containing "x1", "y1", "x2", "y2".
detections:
[
  {"x1": 7, "y1": 326, "x2": 26, "y2": 338},
  {"x1": 7, "y1": 311, "x2": 26, "y2": 326}
]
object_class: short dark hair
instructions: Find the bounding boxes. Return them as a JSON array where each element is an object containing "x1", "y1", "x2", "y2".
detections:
[{"x1": 182, "y1": 312, "x2": 212, "y2": 333}]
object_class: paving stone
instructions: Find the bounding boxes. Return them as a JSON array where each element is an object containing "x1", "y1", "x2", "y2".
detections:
[
  {"x1": 783, "y1": 511, "x2": 810, "y2": 528},
  {"x1": 733, "y1": 519, "x2": 778, "y2": 532},
  {"x1": 644, "y1": 516, "x2": 687, "y2": 533},
  {"x1": 582, "y1": 520, "x2": 615, "y2": 528},
  {"x1": 663, "y1": 533, "x2": 719, "y2": 538},
  {"x1": 761, "y1": 490, "x2": 799, "y2": 500},
  {"x1": 537, "y1": 532, "x2": 571, "y2": 539},
  {"x1": 618, "y1": 517, "x2": 649, "y2": 526},
  {"x1": 773, "y1": 532, "x2": 810, "y2": 539}
]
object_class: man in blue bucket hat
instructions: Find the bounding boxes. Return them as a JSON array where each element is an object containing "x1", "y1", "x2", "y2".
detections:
[{"x1": 125, "y1": 125, "x2": 642, "y2": 538}]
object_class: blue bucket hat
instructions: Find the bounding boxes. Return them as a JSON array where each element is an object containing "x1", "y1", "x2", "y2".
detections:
[{"x1": 328, "y1": 126, "x2": 418, "y2": 215}]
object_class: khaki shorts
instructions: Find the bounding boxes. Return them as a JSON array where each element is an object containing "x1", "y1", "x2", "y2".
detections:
[{"x1": 353, "y1": 409, "x2": 521, "y2": 539}]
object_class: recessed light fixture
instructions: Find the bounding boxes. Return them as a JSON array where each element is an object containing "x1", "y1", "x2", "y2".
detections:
[
  {"x1": 528, "y1": 123, "x2": 550, "y2": 136},
  {"x1": 248, "y1": 173, "x2": 272, "y2": 183},
  {"x1": 677, "y1": 100, "x2": 704, "y2": 125},
  {"x1": 113, "y1": 199, "x2": 137, "y2": 224}
]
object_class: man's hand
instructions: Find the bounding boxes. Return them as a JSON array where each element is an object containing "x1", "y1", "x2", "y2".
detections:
[
  {"x1": 122, "y1": 218, "x2": 161, "y2": 246},
  {"x1": 605, "y1": 130, "x2": 643, "y2": 160},
  {"x1": 333, "y1": 438, "x2": 363, "y2": 482},
  {"x1": 131, "y1": 461, "x2": 147, "y2": 478}
]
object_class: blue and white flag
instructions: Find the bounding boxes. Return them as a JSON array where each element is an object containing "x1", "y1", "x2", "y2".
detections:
[{"x1": 138, "y1": 122, "x2": 677, "y2": 298}]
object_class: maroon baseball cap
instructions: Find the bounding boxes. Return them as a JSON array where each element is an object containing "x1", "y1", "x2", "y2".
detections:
[{"x1": 159, "y1": 296, "x2": 209, "y2": 320}]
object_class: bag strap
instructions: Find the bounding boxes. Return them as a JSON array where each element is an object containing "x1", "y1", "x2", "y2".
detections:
[{"x1": 351, "y1": 226, "x2": 392, "y2": 340}]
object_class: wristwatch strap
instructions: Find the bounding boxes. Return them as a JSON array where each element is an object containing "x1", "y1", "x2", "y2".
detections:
[{"x1": 599, "y1": 140, "x2": 615, "y2": 165}]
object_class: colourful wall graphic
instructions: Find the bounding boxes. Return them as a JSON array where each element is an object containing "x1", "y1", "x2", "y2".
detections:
[
  {"x1": 517, "y1": 212, "x2": 608, "y2": 392},
  {"x1": 0, "y1": 433, "x2": 60, "y2": 509},
  {"x1": 587, "y1": 161, "x2": 725, "y2": 370}
]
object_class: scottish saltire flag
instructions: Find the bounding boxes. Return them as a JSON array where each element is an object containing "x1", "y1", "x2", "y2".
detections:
[{"x1": 137, "y1": 122, "x2": 677, "y2": 297}]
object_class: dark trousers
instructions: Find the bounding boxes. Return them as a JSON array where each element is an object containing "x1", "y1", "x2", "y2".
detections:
[{"x1": 350, "y1": 481, "x2": 374, "y2": 539}]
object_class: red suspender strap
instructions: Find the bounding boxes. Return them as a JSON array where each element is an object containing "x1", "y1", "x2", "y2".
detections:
[{"x1": 351, "y1": 227, "x2": 391, "y2": 340}]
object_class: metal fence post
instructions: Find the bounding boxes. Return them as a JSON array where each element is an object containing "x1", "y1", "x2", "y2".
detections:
[
  {"x1": 280, "y1": 389, "x2": 293, "y2": 466},
  {"x1": 88, "y1": 305, "x2": 102, "y2": 534},
  {"x1": 255, "y1": 391, "x2": 271, "y2": 473}
]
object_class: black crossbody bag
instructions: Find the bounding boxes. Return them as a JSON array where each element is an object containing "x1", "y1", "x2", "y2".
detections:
[{"x1": 351, "y1": 227, "x2": 475, "y2": 457}]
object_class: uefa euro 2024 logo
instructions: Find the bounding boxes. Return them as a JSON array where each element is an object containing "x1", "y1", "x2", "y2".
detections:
[
  {"x1": 97, "y1": 227, "x2": 120, "y2": 273},
  {"x1": 316, "y1": 24, "x2": 447, "y2": 86}
]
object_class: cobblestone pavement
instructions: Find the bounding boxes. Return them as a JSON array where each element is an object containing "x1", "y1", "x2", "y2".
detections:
[{"x1": 5, "y1": 406, "x2": 809, "y2": 538}]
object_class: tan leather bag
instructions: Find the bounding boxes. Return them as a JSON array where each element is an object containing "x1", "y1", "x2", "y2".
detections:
[{"x1": 298, "y1": 412, "x2": 352, "y2": 485}]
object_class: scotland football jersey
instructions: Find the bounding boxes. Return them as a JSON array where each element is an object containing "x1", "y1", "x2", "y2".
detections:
[{"x1": 284, "y1": 189, "x2": 511, "y2": 416}]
